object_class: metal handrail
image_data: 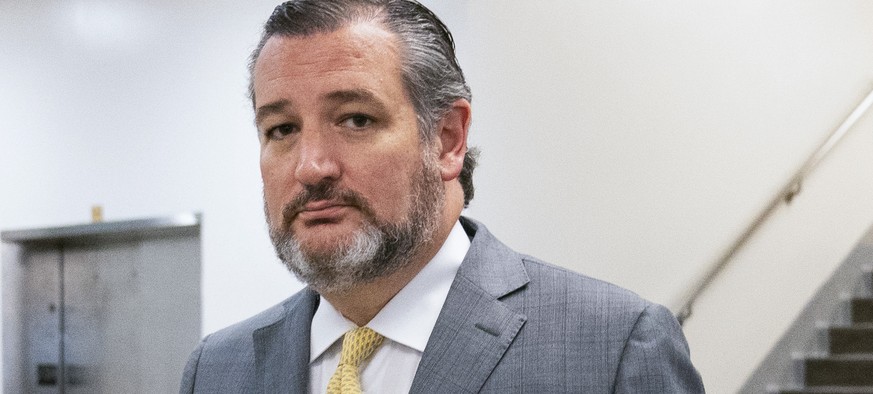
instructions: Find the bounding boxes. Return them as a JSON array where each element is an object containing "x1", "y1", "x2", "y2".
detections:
[{"x1": 676, "y1": 85, "x2": 873, "y2": 325}]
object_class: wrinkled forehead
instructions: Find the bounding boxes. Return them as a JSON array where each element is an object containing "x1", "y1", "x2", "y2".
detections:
[
  {"x1": 261, "y1": 23, "x2": 397, "y2": 68},
  {"x1": 251, "y1": 23, "x2": 421, "y2": 129},
  {"x1": 252, "y1": 21, "x2": 405, "y2": 103}
]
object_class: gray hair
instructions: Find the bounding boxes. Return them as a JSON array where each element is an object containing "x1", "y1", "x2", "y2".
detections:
[{"x1": 248, "y1": 0, "x2": 479, "y2": 207}]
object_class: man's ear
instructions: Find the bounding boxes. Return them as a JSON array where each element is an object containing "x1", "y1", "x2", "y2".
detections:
[{"x1": 436, "y1": 99, "x2": 471, "y2": 182}]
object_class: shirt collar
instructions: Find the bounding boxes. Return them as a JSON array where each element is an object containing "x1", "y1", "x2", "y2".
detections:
[{"x1": 310, "y1": 220, "x2": 470, "y2": 362}]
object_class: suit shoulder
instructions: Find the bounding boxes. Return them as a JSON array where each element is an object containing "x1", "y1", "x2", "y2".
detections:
[
  {"x1": 181, "y1": 289, "x2": 316, "y2": 392},
  {"x1": 461, "y1": 217, "x2": 657, "y2": 322},
  {"x1": 204, "y1": 289, "x2": 309, "y2": 346},
  {"x1": 518, "y1": 255, "x2": 652, "y2": 317}
]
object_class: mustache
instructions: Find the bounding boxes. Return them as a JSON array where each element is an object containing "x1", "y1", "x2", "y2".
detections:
[{"x1": 281, "y1": 181, "x2": 373, "y2": 224}]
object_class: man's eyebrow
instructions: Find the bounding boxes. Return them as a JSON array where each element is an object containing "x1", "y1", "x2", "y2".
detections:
[
  {"x1": 324, "y1": 89, "x2": 387, "y2": 110},
  {"x1": 255, "y1": 99, "x2": 291, "y2": 125},
  {"x1": 255, "y1": 90, "x2": 388, "y2": 125}
]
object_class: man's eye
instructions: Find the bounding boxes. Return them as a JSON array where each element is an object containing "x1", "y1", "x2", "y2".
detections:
[
  {"x1": 340, "y1": 115, "x2": 374, "y2": 129},
  {"x1": 265, "y1": 124, "x2": 298, "y2": 140}
]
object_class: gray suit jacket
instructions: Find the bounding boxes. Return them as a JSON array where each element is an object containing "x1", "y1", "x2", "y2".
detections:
[{"x1": 181, "y1": 217, "x2": 704, "y2": 393}]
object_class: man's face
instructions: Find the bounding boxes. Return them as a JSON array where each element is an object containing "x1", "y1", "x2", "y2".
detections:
[{"x1": 253, "y1": 22, "x2": 444, "y2": 292}]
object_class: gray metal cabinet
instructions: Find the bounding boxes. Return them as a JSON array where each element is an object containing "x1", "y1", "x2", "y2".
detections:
[{"x1": 2, "y1": 214, "x2": 202, "y2": 393}]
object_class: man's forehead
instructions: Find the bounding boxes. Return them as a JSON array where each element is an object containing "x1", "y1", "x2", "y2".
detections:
[
  {"x1": 251, "y1": 21, "x2": 413, "y2": 118},
  {"x1": 252, "y1": 23, "x2": 403, "y2": 97},
  {"x1": 256, "y1": 21, "x2": 400, "y2": 71}
]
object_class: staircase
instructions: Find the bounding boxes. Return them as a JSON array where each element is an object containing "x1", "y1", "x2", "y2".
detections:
[{"x1": 779, "y1": 274, "x2": 873, "y2": 393}]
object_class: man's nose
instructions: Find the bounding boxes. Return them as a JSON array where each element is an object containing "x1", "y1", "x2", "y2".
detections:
[{"x1": 294, "y1": 131, "x2": 341, "y2": 186}]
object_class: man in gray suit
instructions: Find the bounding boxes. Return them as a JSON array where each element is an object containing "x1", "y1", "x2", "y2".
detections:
[{"x1": 181, "y1": 0, "x2": 704, "y2": 392}]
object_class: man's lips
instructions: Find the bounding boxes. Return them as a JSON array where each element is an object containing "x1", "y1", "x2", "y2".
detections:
[
  {"x1": 302, "y1": 200, "x2": 343, "y2": 211},
  {"x1": 294, "y1": 201, "x2": 353, "y2": 223}
]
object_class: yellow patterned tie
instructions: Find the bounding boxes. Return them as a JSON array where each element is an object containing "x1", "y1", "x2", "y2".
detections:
[{"x1": 326, "y1": 326, "x2": 385, "y2": 394}]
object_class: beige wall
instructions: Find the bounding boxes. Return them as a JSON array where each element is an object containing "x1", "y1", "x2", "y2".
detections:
[{"x1": 2, "y1": 1, "x2": 873, "y2": 392}]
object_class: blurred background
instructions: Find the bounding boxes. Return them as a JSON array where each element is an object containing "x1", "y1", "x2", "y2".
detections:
[{"x1": 2, "y1": 1, "x2": 873, "y2": 392}]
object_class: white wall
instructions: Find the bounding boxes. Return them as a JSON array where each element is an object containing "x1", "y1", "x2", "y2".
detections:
[{"x1": 2, "y1": 1, "x2": 873, "y2": 392}]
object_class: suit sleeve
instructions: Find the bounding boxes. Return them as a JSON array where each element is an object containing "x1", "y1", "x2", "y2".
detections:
[
  {"x1": 179, "y1": 336, "x2": 208, "y2": 394},
  {"x1": 613, "y1": 303, "x2": 705, "y2": 393}
]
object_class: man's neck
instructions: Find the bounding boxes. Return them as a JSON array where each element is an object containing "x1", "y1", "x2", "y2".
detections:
[{"x1": 319, "y1": 256, "x2": 432, "y2": 326}]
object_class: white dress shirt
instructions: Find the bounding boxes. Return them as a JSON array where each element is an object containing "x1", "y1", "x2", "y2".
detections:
[{"x1": 309, "y1": 221, "x2": 470, "y2": 394}]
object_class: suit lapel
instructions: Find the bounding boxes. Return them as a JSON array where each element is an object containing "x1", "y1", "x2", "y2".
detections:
[
  {"x1": 253, "y1": 287, "x2": 319, "y2": 393},
  {"x1": 410, "y1": 218, "x2": 529, "y2": 393}
]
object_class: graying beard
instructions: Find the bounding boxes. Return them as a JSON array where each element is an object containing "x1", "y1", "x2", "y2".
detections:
[
  {"x1": 272, "y1": 221, "x2": 385, "y2": 293},
  {"x1": 266, "y1": 150, "x2": 444, "y2": 294}
]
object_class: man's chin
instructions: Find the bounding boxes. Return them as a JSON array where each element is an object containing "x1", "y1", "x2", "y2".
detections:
[
  {"x1": 292, "y1": 236, "x2": 358, "y2": 261},
  {"x1": 283, "y1": 249, "x2": 374, "y2": 295},
  {"x1": 291, "y1": 220, "x2": 363, "y2": 248}
]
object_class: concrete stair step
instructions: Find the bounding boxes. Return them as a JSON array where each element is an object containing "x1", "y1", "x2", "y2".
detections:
[
  {"x1": 780, "y1": 386, "x2": 873, "y2": 394},
  {"x1": 831, "y1": 325, "x2": 873, "y2": 354},
  {"x1": 853, "y1": 299, "x2": 873, "y2": 324},
  {"x1": 805, "y1": 355, "x2": 873, "y2": 386},
  {"x1": 771, "y1": 271, "x2": 873, "y2": 393}
]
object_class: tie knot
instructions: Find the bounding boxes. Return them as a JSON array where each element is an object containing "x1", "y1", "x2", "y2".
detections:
[{"x1": 339, "y1": 326, "x2": 384, "y2": 366}]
